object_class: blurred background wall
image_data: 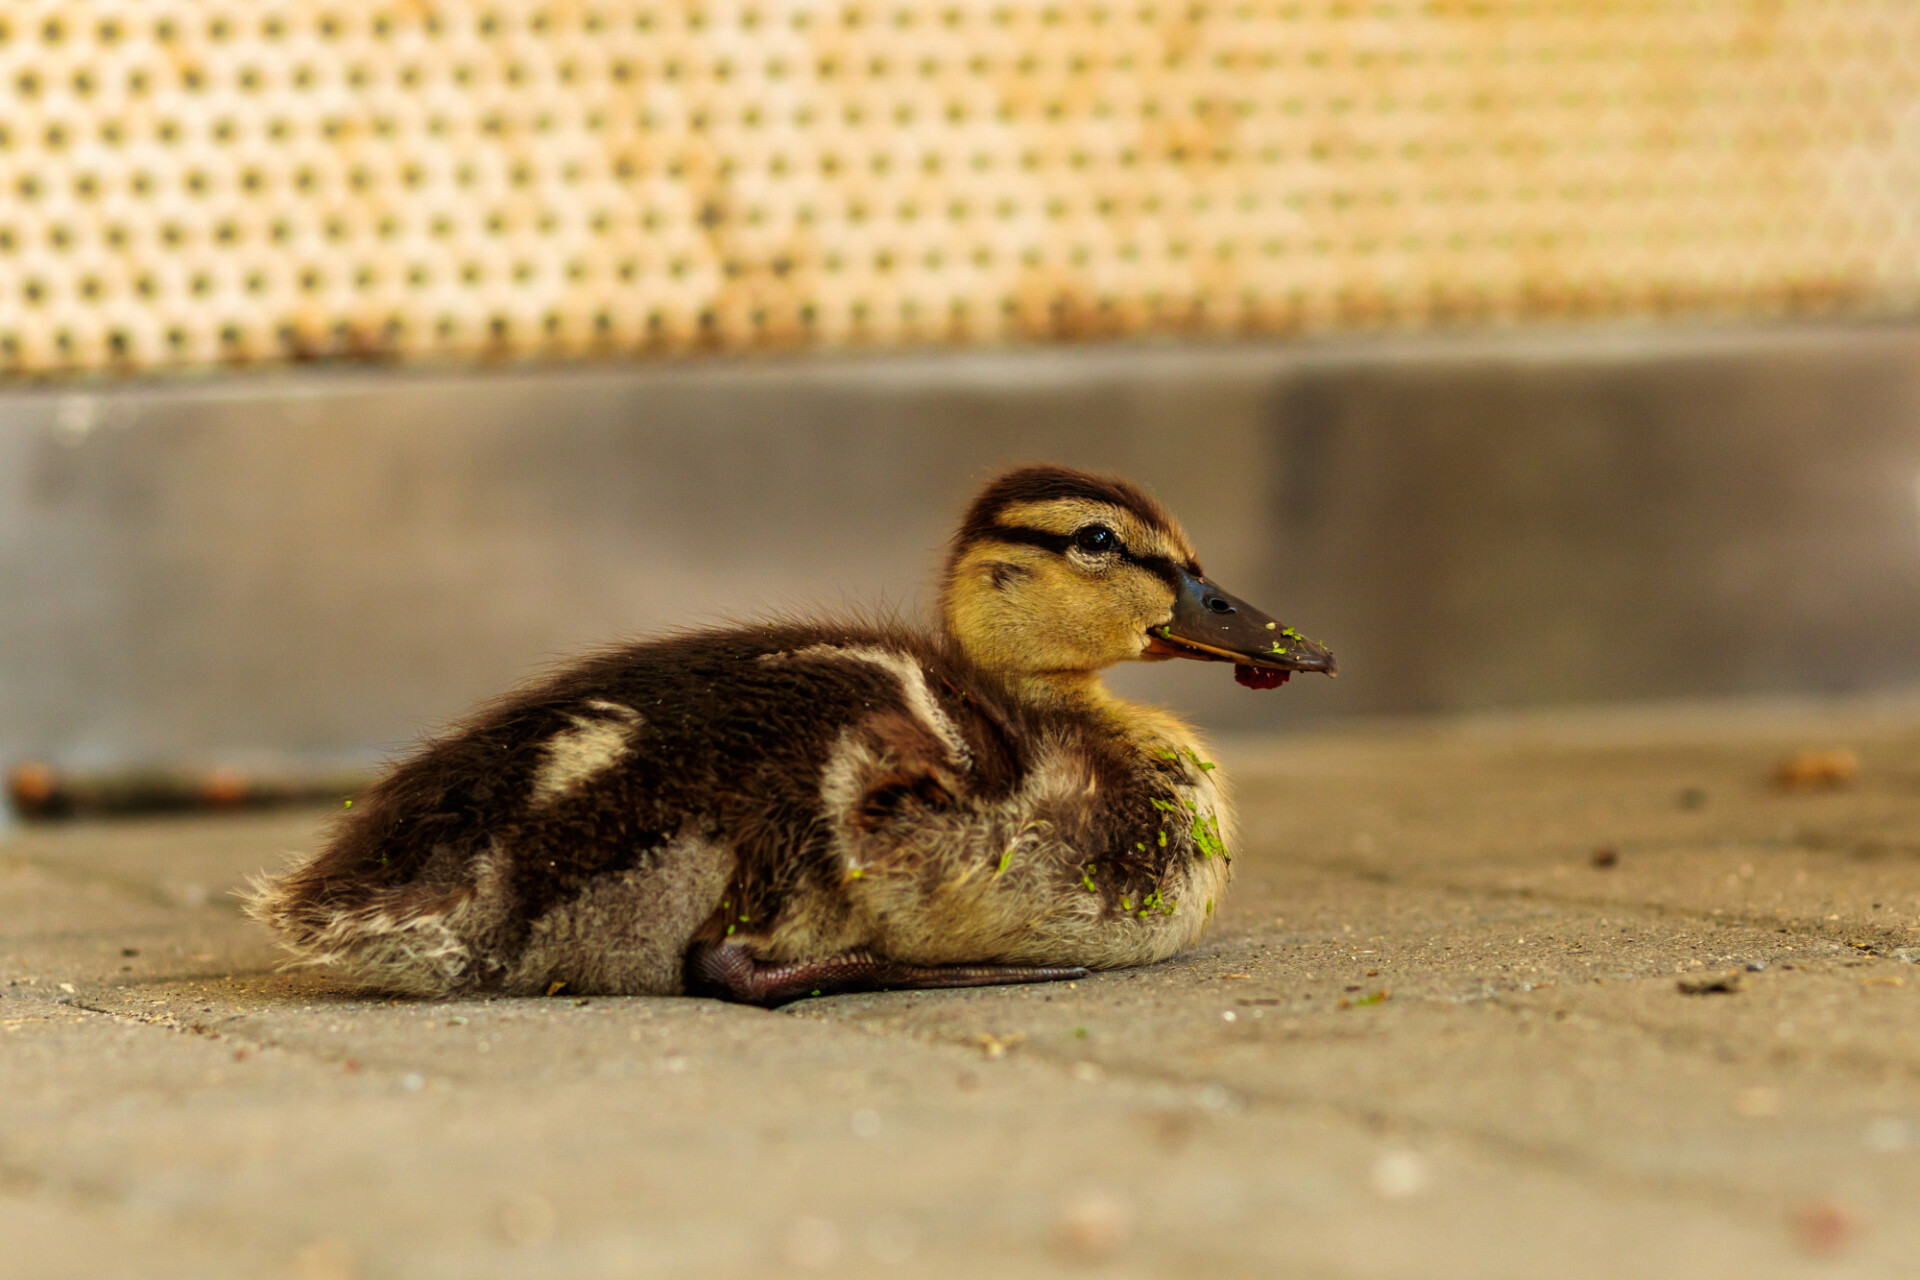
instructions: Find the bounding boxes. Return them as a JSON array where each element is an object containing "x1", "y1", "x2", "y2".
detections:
[{"x1": 2, "y1": 2, "x2": 1919, "y2": 775}]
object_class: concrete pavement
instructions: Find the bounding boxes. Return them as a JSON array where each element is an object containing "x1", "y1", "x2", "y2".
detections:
[{"x1": 6, "y1": 697, "x2": 1920, "y2": 1278}]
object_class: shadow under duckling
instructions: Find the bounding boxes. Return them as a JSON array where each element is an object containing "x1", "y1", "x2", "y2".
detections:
[{"x1": 246, "y1": 465, "x2": 1335, "y2": 1005}]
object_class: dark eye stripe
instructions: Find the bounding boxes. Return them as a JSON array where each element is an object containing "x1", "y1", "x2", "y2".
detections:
[
  {"x1": 983, "y1": 525, "x2": 1075, "y2": 556},
  {"x1": 1129, "y1": 551, "x2": 1182, "y2": 588},
  {"x1": 986, "y1": 524, "x2": 1181, "y2": 589}
]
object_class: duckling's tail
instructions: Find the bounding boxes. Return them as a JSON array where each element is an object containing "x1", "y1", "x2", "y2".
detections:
[{"x1": 242, "y1": 858, "x2": 487, "y2": 997}]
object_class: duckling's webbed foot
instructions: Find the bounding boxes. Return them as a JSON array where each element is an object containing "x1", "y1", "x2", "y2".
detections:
[{"x1": 685, "y1": 940, "x2": 1088, "y2": 1008}]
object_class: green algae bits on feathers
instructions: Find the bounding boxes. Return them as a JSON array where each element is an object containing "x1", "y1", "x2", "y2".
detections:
[{"x1": 1190, "y1": 811, "x2": 1228, "y2": 861}]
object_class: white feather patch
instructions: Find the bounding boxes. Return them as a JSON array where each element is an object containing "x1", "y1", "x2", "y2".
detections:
[
  {"x1": 769, "y1": 644, "x2": 973, "y2": 770},
  {"x1": 531, "y1": 706, "x2": 641, "y2": 805}
]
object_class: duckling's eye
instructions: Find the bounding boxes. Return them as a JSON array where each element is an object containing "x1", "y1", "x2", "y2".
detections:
[{"x1": 1073, "y1": 524, "x2": 1116, "y2": 554}]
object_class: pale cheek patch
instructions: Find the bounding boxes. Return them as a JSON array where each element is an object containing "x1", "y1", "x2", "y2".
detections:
[{"x1": 531, "y1": 709, "x2": 640, "y2": 805}]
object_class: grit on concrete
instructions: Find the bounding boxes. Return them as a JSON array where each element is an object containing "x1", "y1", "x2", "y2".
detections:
[{"x1": 6, "y1": 699, "x2": 1920, "y2": 1279}]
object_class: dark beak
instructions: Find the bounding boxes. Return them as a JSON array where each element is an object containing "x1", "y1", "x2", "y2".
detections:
[{"x1": 1144, "y1": 571, "x2": 1337, "y2": 682}]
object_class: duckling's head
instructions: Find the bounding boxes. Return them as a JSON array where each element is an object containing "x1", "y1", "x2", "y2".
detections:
[{"x1": 940, "y1": 464, "x2": 1335, "y2": 690}]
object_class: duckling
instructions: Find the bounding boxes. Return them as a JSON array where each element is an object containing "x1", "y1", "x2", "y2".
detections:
[{"x1": 246, "y1": 464, "x2": 1335, "y2": 1005}]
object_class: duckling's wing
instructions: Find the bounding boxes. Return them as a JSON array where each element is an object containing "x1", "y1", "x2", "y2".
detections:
[{"x1": 684, "y1": 939, "x2": 1086, "y2": 1008}]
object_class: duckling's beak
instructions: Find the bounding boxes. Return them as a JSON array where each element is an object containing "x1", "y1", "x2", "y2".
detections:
[{"x1": 1144, "y1": 570, "x2": 1337, "y2": 686}]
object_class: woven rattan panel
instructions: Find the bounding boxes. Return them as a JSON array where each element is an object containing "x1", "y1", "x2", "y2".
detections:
[{"x1": 1, "y1": 2, "x2": 1916, "y2": 372}]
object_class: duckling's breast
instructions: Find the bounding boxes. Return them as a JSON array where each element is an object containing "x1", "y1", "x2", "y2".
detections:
[{"x1": 777, "y1": 697, "x2": 1237, "y2": 975}]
